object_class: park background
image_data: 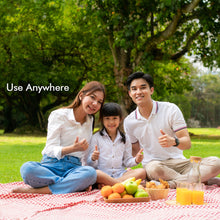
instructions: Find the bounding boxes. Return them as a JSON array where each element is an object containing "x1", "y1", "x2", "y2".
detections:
[{"x1": 0, "y1": 0, "x2": 219, "y2": 183}]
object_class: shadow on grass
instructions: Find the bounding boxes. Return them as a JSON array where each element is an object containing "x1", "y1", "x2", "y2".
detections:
[{"x1": 189, "y1": 132, "x2": 220, "y2": 140}]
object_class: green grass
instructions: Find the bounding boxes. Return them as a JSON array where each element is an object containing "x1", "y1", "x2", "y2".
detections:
[
  {"x1": 0, "y1": 128, "x2": 219, "y2": 183},
  {"x1": 0, "y1": 134, "x2": 46, "y2": 183},
  {"x1": 184, "y1": 139, "x2": 220, "y2": 158}
]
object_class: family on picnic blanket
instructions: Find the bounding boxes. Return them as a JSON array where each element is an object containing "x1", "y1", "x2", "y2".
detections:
[{"x1": 12, "y1": 72, "x2": 220, "y2": 194}]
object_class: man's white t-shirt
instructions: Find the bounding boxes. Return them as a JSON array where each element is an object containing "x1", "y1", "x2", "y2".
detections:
[{"x1": 124, "y1": 100, "x2": 187, "y2": 166}]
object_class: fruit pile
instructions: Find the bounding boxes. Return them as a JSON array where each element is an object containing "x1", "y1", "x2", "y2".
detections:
[{"x1": 101, "y1": 177, "x2": 149, "y2": 200}]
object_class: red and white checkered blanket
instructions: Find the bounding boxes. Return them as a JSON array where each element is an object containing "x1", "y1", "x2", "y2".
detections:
[{"x1": 0, "y1": 182, "x2": 220, "y2": 220}]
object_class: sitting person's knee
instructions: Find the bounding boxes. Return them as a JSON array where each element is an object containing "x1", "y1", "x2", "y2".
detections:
[
  {"x1": 136, "y1": 168, "x2": 147, "y2": 179},
  {"x1": 20, "y1": 162, "x2": 38, "y2": 179},
  {"x1": 209, "y1": 156, "x2": 220, "y2": 173},
  {"x1": 204, "y1": 156, "x2": 220, "y2": 170},
  {"x1": 144, "y1": 161, "x2": 164, "y2": 179}
]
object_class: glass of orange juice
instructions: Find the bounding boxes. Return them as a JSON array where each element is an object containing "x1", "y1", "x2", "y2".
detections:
[
  {"x1": 192, "y1": 183, "x2": 205, "y2": 205},
  {"x1": 176, "y1": 182, "x2": 192, "y2": 205}
]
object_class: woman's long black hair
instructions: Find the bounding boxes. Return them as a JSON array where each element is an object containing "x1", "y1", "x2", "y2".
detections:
[{"x1": 99, "y1": 102, "x2": 126, "y2": 143}]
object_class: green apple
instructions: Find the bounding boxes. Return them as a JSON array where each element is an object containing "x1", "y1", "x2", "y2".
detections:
[
  {"x1": 125, "y1": 181, "x2": 138, "y2": 195},
  {"x1": 134, "y1": 189, "x2": 149, "y2": 198}
]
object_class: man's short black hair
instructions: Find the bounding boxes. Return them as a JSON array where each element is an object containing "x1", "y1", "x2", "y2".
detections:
[{"x1": 126, "y1": 71, "x2": 154, "y2": 90}]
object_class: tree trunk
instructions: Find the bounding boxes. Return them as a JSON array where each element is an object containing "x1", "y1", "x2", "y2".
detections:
[
  {"x1": 108, "y1": 37, "x2": 135, "y2": 113},
  {"x1": 3, "y1": 105, "x2": 16, "y2": 133},
  {"x1": 17, "y1": 89, "x2": 47, "y2": 131},
  {"x1": 113, "y1": 66, "x2": 133, "y2": 113}
]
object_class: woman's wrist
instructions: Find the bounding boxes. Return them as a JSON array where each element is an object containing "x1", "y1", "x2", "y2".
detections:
[{"x1": 61, "y1": 144, "x2": 76, "y2": 156}]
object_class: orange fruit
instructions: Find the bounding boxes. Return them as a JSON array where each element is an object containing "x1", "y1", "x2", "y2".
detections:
[
  {"x1": 101, "y1": 185, "x2": 113, "y2": 197},
  {"x1": 112, "y1": 183, "x2": 125, "y2": 194},
  {"x1": 122, "y1": 194, "x2": 133, "y2": 199},
  {"x1": 108, "y1": 192, "x2": 121, "y2": 199}
]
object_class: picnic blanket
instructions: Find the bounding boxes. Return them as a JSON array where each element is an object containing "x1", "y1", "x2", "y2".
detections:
[{"x1": 0, "y1": 182, "x2": 220, "y2": 220}]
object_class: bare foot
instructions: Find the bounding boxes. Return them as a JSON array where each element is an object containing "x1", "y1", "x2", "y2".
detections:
[
  {"x1": 97, "y1": 183, "x2": 105, "y2": 189},
  {"x1": 85, "y1": 185, "x2": 92, "y2": 192},
  {"x1": 11, "y1": 186, "x2": 52, "y2": 194}
]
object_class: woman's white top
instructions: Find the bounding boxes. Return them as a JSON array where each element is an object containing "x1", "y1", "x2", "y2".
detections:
[{"x1": 42, "y1": 108, "x2": 93, "y2": 160}]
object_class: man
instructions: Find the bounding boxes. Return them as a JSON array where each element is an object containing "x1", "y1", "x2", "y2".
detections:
[{"x1": 124, "y1": 71, "x2": 220, "y2": 188}]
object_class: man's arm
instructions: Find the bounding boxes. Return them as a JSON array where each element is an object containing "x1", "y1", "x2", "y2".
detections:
[
  {"x1": 159, "y1": 128, "x2": 191, "y2": 150},
  {"x1": 132, "y1": 141, "x2": 141, "y2": 157},
  {"x1": 175, "y1": 128, "x2": 191, "y2": 150}
]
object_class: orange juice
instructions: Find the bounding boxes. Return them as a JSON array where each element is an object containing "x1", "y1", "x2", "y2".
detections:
[
  {"x1": 176, "y1": 188, "x2": 181, "y2": 203},
  {"x1": 176, "y1": 188, "x2": 192, "y2": 205},
  {"x1": 192, "y1": 190, "x2": 204, "y2": 205}
]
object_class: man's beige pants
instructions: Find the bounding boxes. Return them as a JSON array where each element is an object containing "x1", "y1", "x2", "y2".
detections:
[{"x1": 144, "y1": 156, "x2": 220, "y2": 188}]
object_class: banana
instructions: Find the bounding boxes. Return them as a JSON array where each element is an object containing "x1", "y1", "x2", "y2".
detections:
[
  {"x1": 135, "y1": 179, "x2": 142, "y2": 186},
  {"x1": 122, "y1": 177, "x2": 136, "y2": 186}
]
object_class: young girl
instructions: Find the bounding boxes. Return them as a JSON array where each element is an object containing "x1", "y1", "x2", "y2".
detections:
[
  {"x1": 87, "y1": 102, "x2": 146, "y2": 186},
  {"x1": 12, "y1": 81, "x2": 105, "y2": 194}
]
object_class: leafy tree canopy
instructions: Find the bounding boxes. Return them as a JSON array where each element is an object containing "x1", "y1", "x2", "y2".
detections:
[
  {"x1": 0, "y1": 0, "x2": 113, "y2": 132},
  {"x1": 0, "y1": 0, "x2": 219, "y2": 132},
  {"x1": 83, "y1": 0, "x2": 219, "y2": 108}
]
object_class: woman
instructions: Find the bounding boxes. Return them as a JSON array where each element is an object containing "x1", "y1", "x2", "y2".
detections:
[{"x1": 12, "y1": 81, "x2": 105, "y2": 194}]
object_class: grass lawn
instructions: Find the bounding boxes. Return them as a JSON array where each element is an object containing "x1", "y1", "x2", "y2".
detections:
[
  {"x1": 0, "y1": 128, "x2": 219, "y2": 183},
  {"x1": 0, "y1": 134, "x2": 46, "y2": 183}
]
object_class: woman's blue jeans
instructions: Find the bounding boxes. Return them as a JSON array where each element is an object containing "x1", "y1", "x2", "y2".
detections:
[{"x1": 20, "y1": 155, "x2": 97, "y2": 194}]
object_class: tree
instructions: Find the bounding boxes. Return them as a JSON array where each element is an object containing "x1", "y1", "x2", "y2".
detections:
[
  {"x1": 84, "y1": 0, "x2": 219, "y2": 109},
  {"x1": 186, "y1": 72, "x2": 220, "y2": 127},
  {"x1": 0, "y1": 0, "x2": 113, "y2": 132},
  {"x1": 1, "y1": 0, "x2": 219, "y2": 132}
]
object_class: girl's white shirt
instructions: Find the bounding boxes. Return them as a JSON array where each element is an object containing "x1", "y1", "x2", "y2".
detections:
[
  {"x1": 42, "y1": 108, "x2": 93, "y2": 161},
  {"x1": 87, "y1": 129, "x2": 137, "y2": 178}
]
